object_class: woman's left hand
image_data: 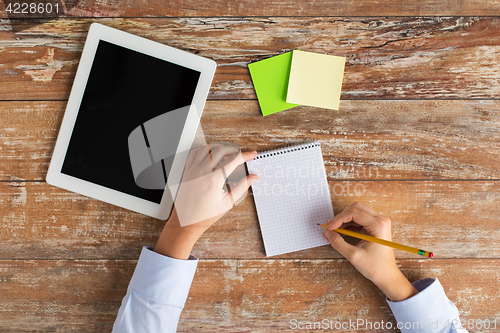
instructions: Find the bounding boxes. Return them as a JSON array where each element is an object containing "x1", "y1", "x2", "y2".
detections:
[{"x1": 154, "y1": 144, "x2": 258, "y2": 259}]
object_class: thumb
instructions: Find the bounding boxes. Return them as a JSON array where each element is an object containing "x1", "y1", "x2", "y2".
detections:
[
  {"x1": 325, "y1": 230, "x2": 357, "y2": 261},
  {"x1": 228, "y1": 175, "x2": 258, "y2": 204}
]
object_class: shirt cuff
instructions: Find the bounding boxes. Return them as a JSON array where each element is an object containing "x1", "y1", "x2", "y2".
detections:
[
  {"x1": 128, "y1": 246, "x2": 199, "y2": 308},
  {"x1": 386, "y1": 278, "x2": 459, "y2": 329}
]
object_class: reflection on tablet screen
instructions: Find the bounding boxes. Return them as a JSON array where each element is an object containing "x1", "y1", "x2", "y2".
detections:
[{"x1": 61, "y1": 40, "x2": 201, "y2": 204}]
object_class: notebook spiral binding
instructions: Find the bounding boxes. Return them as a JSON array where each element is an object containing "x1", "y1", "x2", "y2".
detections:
[{"x1": 254, "y1": 141, "x2": 320, "y2": 160}]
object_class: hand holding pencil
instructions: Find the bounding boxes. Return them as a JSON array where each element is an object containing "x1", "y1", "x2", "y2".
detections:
[
  {"x1": 318, "y1": 225, "x2": 433, "y2": 258},
  {"x1": 322, "y1": 202, "x2": 421, "y2": 302}
]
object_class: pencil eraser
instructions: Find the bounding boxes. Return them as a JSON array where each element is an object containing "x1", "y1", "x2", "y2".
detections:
[{"x1": 429, "y1": 252, "x2": 434, "y2": 258}]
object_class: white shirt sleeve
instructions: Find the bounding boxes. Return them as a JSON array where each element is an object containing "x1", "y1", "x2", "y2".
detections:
[
  {"x1": 113, "y1": 250, "x2": 468, "y2": 333},
  {"x1": 112, "y1": 246, "x2": 198, "y2": 333},
  {"x1": 387, "y1": 278, "x2": 468, "y2": 333}
]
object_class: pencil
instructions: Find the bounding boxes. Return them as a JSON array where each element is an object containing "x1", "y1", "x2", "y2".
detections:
[{"x1": 318, "y1": 224, "x2": 434, "y2": 258}]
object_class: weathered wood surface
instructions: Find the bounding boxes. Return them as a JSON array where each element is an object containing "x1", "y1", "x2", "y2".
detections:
[
  {"x1": 0, "y1": 259, "x2": 132, "y2": 332},
  {"x1": 2, "y1": 17, "x2": 500, "y2": 100},
  {"x1": 2, "y1": 0, "x2": 500, "y2": 18},
  {"x1": 183, "y1": 259, "x2": 500, "y2": 332},
  {"x1": 1, "y1": 100, "x2": 500, "y2": 181},
  {"x1": 1, "y1": 0, "x2": 500, "y2": 331},
  {"x1": 1, "y1": 180, "x2": 499, "y2": 260},
  {"x1": 0, "y1": 259, "x2": 498, "y2": 332}
]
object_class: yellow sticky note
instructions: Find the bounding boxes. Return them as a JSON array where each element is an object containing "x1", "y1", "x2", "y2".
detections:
[{"x1": 286, "y1": 50, "x2": 346, "y2": 110}]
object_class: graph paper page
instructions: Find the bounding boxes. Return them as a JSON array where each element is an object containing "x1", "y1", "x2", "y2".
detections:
[{"x1": 246, "y1": 142, "x2": 334, "y2": 256}]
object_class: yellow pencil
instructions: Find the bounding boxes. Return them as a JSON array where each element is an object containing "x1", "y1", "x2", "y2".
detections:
[{"x1": 318, "y1": 224, "x2": 434, "y2": 258}]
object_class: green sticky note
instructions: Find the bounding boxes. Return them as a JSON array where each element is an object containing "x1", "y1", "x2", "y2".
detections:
[{"x1": 248, "y1": 51, "x2": 299, "y2": 116}]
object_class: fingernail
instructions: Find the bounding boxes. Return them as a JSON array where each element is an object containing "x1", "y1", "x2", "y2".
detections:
[{"x1": 250, "y1": 177, "x2": 259, "y2": 184}]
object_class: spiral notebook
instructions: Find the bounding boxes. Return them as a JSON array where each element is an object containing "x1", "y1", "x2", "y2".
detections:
[{"x1": 246, "y1": 141, "x2": 334, "y2": 256}]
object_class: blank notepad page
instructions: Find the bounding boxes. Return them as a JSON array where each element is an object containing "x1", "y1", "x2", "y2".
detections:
[{"x1": 246, "y1": 142, "x2": 334, "y2": 256}]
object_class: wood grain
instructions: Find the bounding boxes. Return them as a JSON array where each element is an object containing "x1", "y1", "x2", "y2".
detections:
[
  {"x1": 0, "y1": 259, "x2": 498, "y2": 332},
  {"x1": 1, "y1": 17, "x2": 500, "y2": 100},
  {"x1": 182, "y1": 259, "x2": 500, "y2": 332},
  {"x1": 1, "y1": 180, "x2": 499, "y2": 260},
  {"x1": 2, "y1": 0, "x2": 500, "y2": 18},
  {"x1": 202, "y1": 100, "x2": 500, "y2": 180},
  {"x1": 1, "y1": 100, "x2": 499, "y2": 181},
  {"x1": 0, "y1": 259, "x2": 131, "y2": 332},
  {"x1": 1, "y1": 0, "x2": 499, "y2": 330}
]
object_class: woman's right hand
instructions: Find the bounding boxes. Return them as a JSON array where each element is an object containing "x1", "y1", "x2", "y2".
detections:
[{"x1": 323, "y1": 202, "x2": 418, "y2": 302}]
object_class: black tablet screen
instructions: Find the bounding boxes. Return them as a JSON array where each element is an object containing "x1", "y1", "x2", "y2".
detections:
[{"x1": 61, "y1": 40, "x2": 201, "y2": 204}]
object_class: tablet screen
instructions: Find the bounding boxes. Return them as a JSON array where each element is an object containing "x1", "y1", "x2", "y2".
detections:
[{"x1": 61, "y1": 40, "x2": 201, "y2": 204}]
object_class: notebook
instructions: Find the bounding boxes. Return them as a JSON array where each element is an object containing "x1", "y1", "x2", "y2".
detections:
[{"x1": 246, "y1": 141, "x2": 334, "y2": 256}]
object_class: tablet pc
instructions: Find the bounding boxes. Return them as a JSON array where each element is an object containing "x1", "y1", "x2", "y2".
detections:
[{"x1": 46, "y1": 23, "x2": 216, "y2": 220}]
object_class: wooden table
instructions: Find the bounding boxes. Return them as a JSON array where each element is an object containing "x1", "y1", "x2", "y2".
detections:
[{"x1": 1, "y1": 1, "x2": 500, "y2": 332}]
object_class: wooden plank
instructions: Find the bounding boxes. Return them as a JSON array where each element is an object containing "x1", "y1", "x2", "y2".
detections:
[
  {"x1": 202, "y1": 100, "x2": 500, "y2": 181},
  {"x1": 0, "y1": 259, "x2": 132, "y2": 332},
  {"x1": 2, "y1": 0, "x2": 500, "y2": 18},
  {"x1": 1, "y1": 17, "x2": 500, "y2": 100},
  {"x1": 0, "y1": 181, "x2": 161, "y2": 259},
  {"x1": 0, "y1": 259, "x2": 498, "y2": 332},
  {"x1": 2, "y1": 100, "x2": 500, "y2": 181},
  {"x1": 182, "y1": 259, "x2": 500, "y2": 332},
  {"x1": 0, "y1": 101, "x2": 62, "y2": 181},
  {"x1": 1, "y1": 180, "x2": 499, "y2": 259}
]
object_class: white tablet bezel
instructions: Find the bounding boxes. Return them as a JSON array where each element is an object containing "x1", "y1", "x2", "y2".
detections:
[{"x1": 46, "y1": 23, "x2": 216, "y2": 220}]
